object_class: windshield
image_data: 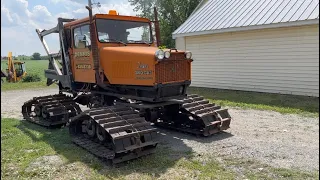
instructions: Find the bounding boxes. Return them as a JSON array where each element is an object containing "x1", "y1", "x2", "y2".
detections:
[
  {"x1": 21, "y1": 64, "x2": 26, "y2": 72},
  {"x1": 96, "y1": 19, "x2": 152, "y2": 44}
]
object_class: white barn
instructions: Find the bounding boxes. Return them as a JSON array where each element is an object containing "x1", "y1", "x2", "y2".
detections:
[{"x1": 173, "y1": 0, "x2": 319, "y2": 97}]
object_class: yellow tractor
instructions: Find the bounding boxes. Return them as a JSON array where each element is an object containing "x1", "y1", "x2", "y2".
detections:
[{"x1": 1, "y1": 52, "x2": 27, "y2": 83}]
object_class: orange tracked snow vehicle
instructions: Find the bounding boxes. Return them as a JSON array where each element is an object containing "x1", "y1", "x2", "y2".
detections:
[{"x1": 22, "y1": 2, "x2": 231, "y2": 163}]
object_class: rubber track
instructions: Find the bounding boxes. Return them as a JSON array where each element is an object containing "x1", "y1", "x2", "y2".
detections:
[
  {"x1": 157, "y1": 94, "x2": 232, "y2": 136},
  {"x1": 22, "y1": 94, "x2": 81, "y2": 127},
  {"x1": 69, "y1": 105, "x2": 158, "y2": 164}
]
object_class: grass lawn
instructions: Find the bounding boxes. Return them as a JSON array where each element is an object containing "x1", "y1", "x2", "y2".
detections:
[
  {"x1": 1, "y1": 60, "x2": 50, "y2": 91},
  {"x1": 188, "y1": 87, "x2": 319, "y2": 117},
  {"x1": 1, "y1": 118, "x2": 318, "y2": 180}
]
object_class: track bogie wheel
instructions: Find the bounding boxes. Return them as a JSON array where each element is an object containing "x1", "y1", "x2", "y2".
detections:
[
  {"x1": 86, "y1": 119, "x2": 96, "y2": 137},
  {"x1": 96, "y1": 124, "x2": 107, "y2": 142},
  {"x1": 41, "y1": 108, "x2": 49, "y2": 119},
  {"x1": 34, "y1": 105, "x2": 42, "y2": 116}
]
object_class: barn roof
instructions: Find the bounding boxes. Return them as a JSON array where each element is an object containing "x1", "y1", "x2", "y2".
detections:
[{"x1": 172, "y1": 0, "x2": 319, "y2": 38}]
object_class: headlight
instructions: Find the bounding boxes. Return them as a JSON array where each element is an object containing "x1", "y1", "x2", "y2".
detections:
[
  {"x1": 164, "y1": 51, "x2": 170, "y2": 59},
  {"x1": 185, "y1": 51, "x2": 192, "y2": 59},
  {"x1": 155, "y1": 50, "x2": 164, "y2": 60}
]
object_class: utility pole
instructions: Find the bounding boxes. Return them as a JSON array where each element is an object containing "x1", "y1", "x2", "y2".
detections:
[
  {"x1": 88, "y1": 0, "x2": 92, "y2": 8},
  {"x1": 154, "y1": 7, "x2": 161, "y2": 47},
  {"x1": 88, "y1": 0, "x2": 101, "y2": 8}
]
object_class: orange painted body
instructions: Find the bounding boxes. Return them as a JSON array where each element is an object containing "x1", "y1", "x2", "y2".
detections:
[
  {"x1": 70, "y1": 47, "x2": 95, "y2": 83},
  {"x1": 65, "y1": 13, "x2": 191, "y2": 86},
  {"x1": 100, "y1": 46, "x2": 157, "y2": 86}
]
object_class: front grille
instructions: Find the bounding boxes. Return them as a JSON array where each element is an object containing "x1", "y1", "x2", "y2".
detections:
[
  {"x1": 167, "y1": 53, "x2": 185, "y2": 60},
  {"x1": 155, "y1": 60, "x2": 191, "y2": 83}
]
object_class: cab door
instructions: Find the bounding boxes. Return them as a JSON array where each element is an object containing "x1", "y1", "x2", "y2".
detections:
[{"x1": 70, "y1": 24, "x2": 96, "y2": 83}]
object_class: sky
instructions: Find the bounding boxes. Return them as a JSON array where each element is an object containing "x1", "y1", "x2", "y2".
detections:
[{"x1": 1, "y1": 0, "x2": 138, "y2": 56}]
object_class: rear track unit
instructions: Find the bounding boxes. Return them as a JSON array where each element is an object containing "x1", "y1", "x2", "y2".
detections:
[
  {"x1": 22, "y1": 94, "x2": 81, "y2": 127},
  {"x1": 156, "y1": 94, "x2": 231, "y2": 136}
]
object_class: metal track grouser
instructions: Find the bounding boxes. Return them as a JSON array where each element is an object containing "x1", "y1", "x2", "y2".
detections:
[{"x1": 22, "y1": 2, "x2": 232, "y2": 164}]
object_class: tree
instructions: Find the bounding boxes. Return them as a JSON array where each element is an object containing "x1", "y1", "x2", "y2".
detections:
[
  {"x1": 32, "y1": 52, "x2": 41, "y2": 60},
  {"x1": 129, "y1": 0, "x2": 201, "y2": 48},
  {"x1": 40, "y1": 55, "x2": 49, "y2": 60}
]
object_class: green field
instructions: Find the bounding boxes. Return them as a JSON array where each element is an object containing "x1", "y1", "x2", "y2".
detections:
[
  {"x1": 1, "y1": 60, "x2": 50, "y2": 91},
  {"x1": 1, "y1": 118, "x2": 318, "y2": 180}
]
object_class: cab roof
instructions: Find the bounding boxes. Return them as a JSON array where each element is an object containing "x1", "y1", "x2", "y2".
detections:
[{"x1": 64, "y1": 14, "x2": 150, "y2": 28}]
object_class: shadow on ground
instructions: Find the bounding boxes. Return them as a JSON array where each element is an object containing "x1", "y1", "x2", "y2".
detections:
[
  {"x1": 188, "y1": 87, "x2": 319, "y2": 114},
  {"x1": 16, "y1": 119, "x2": 233, "y2": 179},
  {"x1": 156, "y1": 126, "x2": 234, "y2": 144}
]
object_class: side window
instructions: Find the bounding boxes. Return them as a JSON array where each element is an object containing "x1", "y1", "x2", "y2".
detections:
[{"x1": 73, "y1": 25, "x2": 91, "y2": 48}]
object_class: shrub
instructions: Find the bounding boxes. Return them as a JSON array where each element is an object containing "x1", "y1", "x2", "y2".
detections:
[{"x1": 22, "y1": 74, "x2": 41, "y2": 82}]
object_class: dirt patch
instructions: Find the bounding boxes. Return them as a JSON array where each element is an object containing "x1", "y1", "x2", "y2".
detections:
[
  {"x1": 160, "y1": 108, "x2": 319, "y2": 171},
  {"x1": 53, "y1": 162, "x2": 93, "y2": 180},
  {"x1": 2, "y1": 163, "x2": 19, "y2": 177},
  {"x1": 25, "y1": 155, "x2": 64, "y2": 173},
  {"x1": 1, "y1": 88, "x2": 58, "y2": 119}
]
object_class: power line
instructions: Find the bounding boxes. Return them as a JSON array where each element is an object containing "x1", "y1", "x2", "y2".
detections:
[{"x1": 92, "y1": 0, "x2": 101, "y2": 13}]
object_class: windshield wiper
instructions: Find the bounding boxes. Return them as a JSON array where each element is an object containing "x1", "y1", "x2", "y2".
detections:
[
  {"x1": 132, "y1": 40, "x2": 151, "y2": 46},
  {"x1": 102, "y1": 38, "x2": 127, "y2": 46}
]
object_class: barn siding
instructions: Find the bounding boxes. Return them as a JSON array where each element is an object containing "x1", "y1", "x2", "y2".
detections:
[
  {"x1": 175, "y1": 37, "x2": 186, "y2": 51},
  {"x1": 180, "y1": 24, "x2": 319, "y2": 97}
]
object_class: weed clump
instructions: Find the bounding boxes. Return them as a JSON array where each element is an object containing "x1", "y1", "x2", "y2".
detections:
[{"x1": 22, "y1": 74, "x2": 41, "y2": 82}]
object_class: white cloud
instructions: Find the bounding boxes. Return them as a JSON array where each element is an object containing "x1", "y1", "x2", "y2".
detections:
[
  {"x1": 1, "y1": 1, "x2": 28, "y2": 27},
  {"x1": 1, "y1": 7, "x2": 14, "y2": 25},
  {"x1": 50, "y1": 0, "x2": 83, "y2": 10},
  {"x1": 72, "y1": 2, "x2": 138, "y2": 17},
  {"x1": 1, "y1": 0, "x2": 57, "y2": 55},
  {"x1": 73, "y1": 8, "x2": 87, "y2": 14},
  {"x1": 55, "y1": 12, "x2": 74, "y2": 19},
  {"x1": 30, "y1": 5, "x2": 55, "y2": 26},
  {"x1": 1, "y1": 0, "x2": 139, "y2": 56},
  {"x1": 3, "y1": 0, "x2": 31, "y2": 19},
  {"x1": 32, "y1": 5, "x2": 52, "y2": 18},
  {"x1": 98, "y1": 2, "x2": 137, "y2": 16}
]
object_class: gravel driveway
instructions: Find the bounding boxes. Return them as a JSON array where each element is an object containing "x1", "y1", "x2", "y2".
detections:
[{"x1": 1, "y1": 88, "x2": 319, "y2": 172}]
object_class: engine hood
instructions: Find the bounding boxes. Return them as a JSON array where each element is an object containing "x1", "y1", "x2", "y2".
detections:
[
  {"x1": 100, "y1": 46, "x2": 159, "y2": 59},
  {"x1": 98, "y1": 46, "x2": 191, "y2": 86},
  {"x1": 99, "y1": 46, "x2": 159, "y2": 86}
]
